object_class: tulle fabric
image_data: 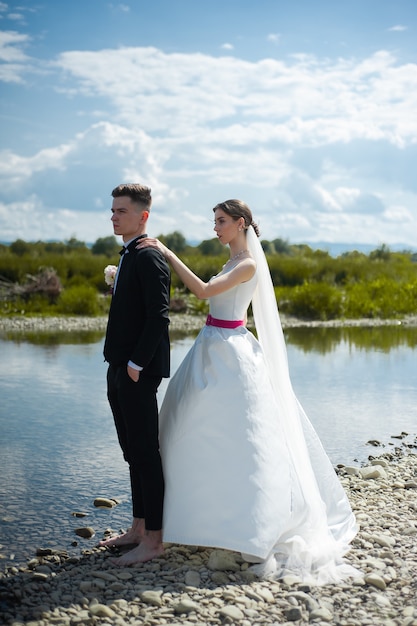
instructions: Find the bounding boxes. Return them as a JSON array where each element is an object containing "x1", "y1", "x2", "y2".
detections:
[
  {"x1": 247, "y1": 225, "x2": 359, "y2": 583},
  {"x1": 158, "y1": 228, "x2": 360, "y2": 585}
]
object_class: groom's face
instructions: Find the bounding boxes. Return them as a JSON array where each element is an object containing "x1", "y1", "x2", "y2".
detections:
[{"x1": 111, "y1": 196, "x2": 148, "y2": 241}]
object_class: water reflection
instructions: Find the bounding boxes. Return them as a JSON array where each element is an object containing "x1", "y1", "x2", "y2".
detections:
[
  {"x1": 2, "y1": 329, "x2": 105, "y2": 345},
  {"x1": 284, "y1": 324, "x2": 417, "y2": 354},
  {"x1": 284, "y1": 325, "x2": 417, "y2": 471},
  {"x1": 4, "y1": 322, "x2": 417, "y2": 353}
]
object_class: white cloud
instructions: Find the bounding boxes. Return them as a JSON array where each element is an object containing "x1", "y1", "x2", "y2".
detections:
[
  {"x1": 267, "y1": 33, "x2": 280, "y2": 44},
  {"x1": 0, "y1": 29, "x2": 31, "y2": 82},
  {"x1": 108, "y1": 2, "x2": 130, "y2": 13},
  {"x1": 388, "y1": 25, "x2": 408, "y2": 32},
  {"x1": 0, "y1": 197, "x2": 113, "y2": 242},
  {"x1": 0, "y1": 142, "x2": 74, "y2": 189},
  {"x1": 7, "y1": 13, "x2": 24, "y2": 21},
  {"x1": 0, "y1": 30, "x2": 29, "y2": 61},
  {"x1": 1, "y1": 44, "x2": 417, "y2": 245},
  {"x1": 53, "y1": 48, "x2": 417, "y2": 149},
  {"x1": 383, "y1": 205, "x2": 413, "y2": 222},
  {"x1": 333, "y1": 187, "x2": 361, "y2": 206}
]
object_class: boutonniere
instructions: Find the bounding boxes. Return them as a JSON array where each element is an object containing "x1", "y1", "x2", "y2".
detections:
[{"x1": 104, "y1": 264, "x2": 117, "y2": 295}]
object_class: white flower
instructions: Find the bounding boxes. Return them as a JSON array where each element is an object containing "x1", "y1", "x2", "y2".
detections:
[{"x1": 104, "y1": 264, "x2": 117, "y2": 287}]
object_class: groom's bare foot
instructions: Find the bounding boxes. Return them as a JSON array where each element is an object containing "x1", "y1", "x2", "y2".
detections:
[
  {"x1": 111, "y1": 530, "x2": 163, "y2": 566},
  {"x1": 98, "y1": 517, "x2": 145, "y2": 547},
  {"x1": 98, "y1": 529, "x2": 141, "y2": 547}
]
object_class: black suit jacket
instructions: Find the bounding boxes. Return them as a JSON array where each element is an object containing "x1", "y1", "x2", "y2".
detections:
[{"x1": 103, "y1": 238, "x2": 170, "y2": 377}]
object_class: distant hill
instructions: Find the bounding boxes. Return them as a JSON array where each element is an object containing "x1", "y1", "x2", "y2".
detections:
[
  {"x1": 2, "y1": 240, "x2": 417, "y2": 257},
  {"x1": 186, "y1": 240, "x2": 417, "y2": 257},
  {"x1": 302, "y1": 242, "x2": 417, "y2": 257}
]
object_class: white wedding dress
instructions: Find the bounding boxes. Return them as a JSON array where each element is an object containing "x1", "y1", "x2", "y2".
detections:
[{"x1": 159, "y1": 232, "x2": 359, "y2": 585}]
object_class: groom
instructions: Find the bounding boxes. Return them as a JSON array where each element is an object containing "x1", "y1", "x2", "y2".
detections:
[{"x1": 101, "y1": 183, "x2": 170, "y2": 565}]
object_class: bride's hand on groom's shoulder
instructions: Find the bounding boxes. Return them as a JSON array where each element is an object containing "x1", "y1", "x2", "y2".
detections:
[{"x1": 136, "y1": 237, "x2": 169, "y2": 258}]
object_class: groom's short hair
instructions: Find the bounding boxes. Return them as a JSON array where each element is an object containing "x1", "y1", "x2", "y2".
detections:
[{"x1": 112, "y1": 183, "x2": 152, "y2": 211}]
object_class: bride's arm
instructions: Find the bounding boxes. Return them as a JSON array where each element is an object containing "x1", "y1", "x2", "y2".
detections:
[{"x1": 137, "y1": 238, "x2": 255, "y2": 299}]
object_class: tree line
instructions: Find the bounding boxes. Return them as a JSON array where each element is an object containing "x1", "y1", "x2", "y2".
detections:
[{"x1": 1, "y1": 235, "x2": 417, "y2": 320}]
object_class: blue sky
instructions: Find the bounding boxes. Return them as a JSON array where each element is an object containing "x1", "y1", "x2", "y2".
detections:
[{"x1": 1, "y1": 0, "x2": 416, "y2": 248}]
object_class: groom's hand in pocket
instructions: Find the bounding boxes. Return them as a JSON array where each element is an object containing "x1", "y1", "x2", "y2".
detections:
[{"x1": 127, "y1": 364, "x2": 140, "y2": 382}]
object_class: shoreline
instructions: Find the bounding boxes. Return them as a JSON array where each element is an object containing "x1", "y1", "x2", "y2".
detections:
[
  {"x1": 1, "y1": 312, "x2": 417, "y2": 335},
  {"x1": 0, "y1": 443, "x2": 416, "y2": 624}
]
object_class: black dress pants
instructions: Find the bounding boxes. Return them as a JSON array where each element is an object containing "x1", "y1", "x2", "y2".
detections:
[{"x1": 107, "y1": 363, "x2": 164, "y2": 530}]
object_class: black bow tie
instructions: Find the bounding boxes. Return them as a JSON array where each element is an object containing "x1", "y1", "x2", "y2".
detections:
[{"x1": 119, "y1": 235, "x2": 147, "y2": 256}]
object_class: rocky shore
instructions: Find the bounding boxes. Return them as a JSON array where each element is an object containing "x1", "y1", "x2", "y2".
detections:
[
  {"x1": 1, "y1": 312, "x2": 417, "y2": 335},
  {"x1": 0, "y1": 442, "x2": 416, "y2": 625},
  {"x1": 0, "y1": 315, "x2": 197, "y2": 335}
]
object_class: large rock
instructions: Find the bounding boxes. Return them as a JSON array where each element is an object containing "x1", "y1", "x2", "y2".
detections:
[{"x1": 207, "y1": 549, "x2": 240, "y2": 571}]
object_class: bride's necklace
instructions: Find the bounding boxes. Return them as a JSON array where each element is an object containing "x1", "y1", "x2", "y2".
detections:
[{"x1": 228, "y1": 249, "x2": 249, "y2": 263}]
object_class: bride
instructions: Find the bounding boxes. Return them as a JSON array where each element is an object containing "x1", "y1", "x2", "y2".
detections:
[{"x1": 137, "y1": 199, "x2": 359, "y2": 585}]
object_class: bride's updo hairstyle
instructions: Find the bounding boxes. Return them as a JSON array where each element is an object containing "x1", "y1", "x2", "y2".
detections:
[{"x1": 213, "y1": 200, "x2": 260, "y2": 237}]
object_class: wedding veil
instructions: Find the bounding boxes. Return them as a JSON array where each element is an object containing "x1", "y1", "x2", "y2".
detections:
[{"x1": 246, "y1": 225, "x2": 358, "y2": 584}]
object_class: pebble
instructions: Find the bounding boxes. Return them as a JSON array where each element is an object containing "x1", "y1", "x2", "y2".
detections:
[
  {"x1": 364, "y1": 572, "x2": 387, "y2": 590},
  {"x1": 1, "y1": 444, "x2": 416, "y2": 625},
  {"x1": 174, "y1": 597, "x2": 200, "y2": 614},
  {"x1": 207, "y1": 550, "x2": 241, "y2": 572},
  {"x1": 93, "y1": 497, "x2": 118, "y2": 509},
  {"x1": 219, "y1": 604, "x2": 245, "y2": 619},
  {"x1": 74, "y1": 527, "x2": 95, "y2": 539},
  {"x1": 140, "y1": 590, "x2": 163, "y2": 607}
]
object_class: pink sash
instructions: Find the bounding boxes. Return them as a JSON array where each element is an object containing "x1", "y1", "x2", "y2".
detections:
[{"x1": 206, "y1": 314, "x2": 244, "y2": 329}]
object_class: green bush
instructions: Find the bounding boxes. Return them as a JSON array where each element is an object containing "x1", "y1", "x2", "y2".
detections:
[
  {"x1": 56, "y1": 285, "x2": 100, "y2": 316},
  {"x1": 0, "y1": 294, "x2": 53, "y2": 316},
  {"x1": 268, "y1": 256, "x2": 319, "y2": 287},
  {"x1": 344, "y1": 278, "x2": 417, "y2": 319},
  {"x1": 170, "y1": 255, "x2": 226, "y2": 289},
  {"x1": 280, "y1": 283, "x2": 343, "y2": 320}
]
